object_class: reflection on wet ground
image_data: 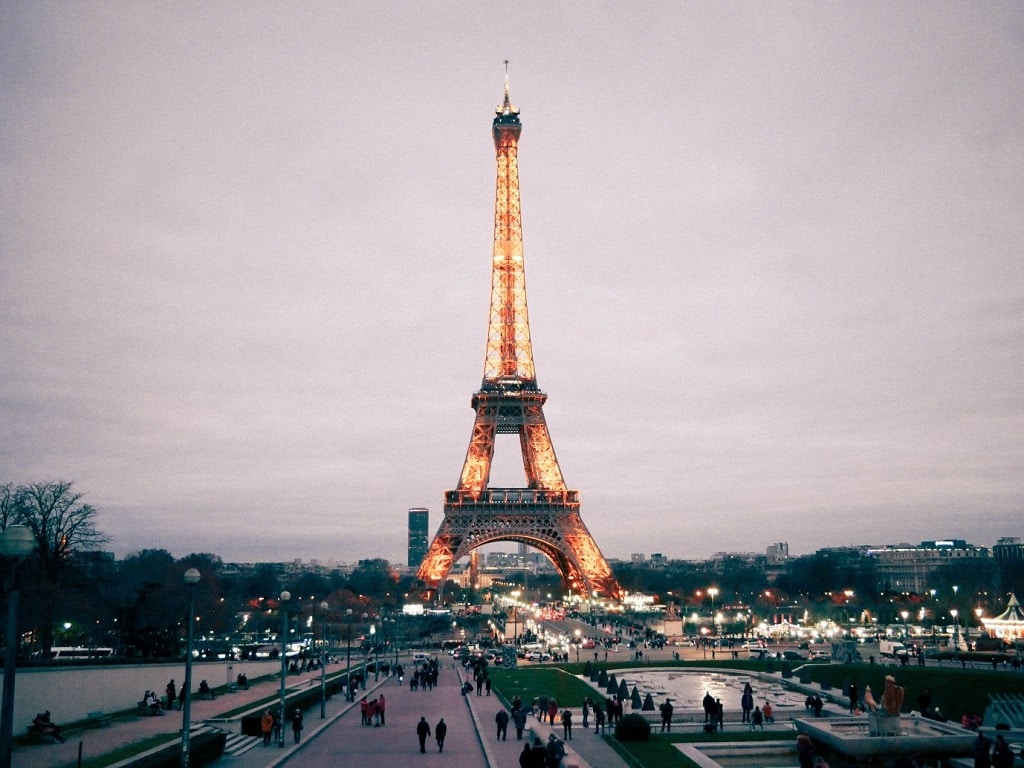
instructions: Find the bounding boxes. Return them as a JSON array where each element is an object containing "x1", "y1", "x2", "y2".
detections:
[{"x1": 585, "y1": 668, "x2": 810, "y2": 712}]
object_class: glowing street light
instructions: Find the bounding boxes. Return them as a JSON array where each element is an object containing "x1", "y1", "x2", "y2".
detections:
[{"x1": 708, "y1": 588, "x2": 719, "y2": 617}]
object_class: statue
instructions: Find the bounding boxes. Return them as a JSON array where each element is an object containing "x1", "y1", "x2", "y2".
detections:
[
  {"x1": 863, "y1": 684, "x2": 878, "y2": 712},
  {"x1": 880, "y1": 675, "x2": 904, "y2": 716},
  {"x1": 866, "y1": 674, "x2": 904, "y2": 736}
]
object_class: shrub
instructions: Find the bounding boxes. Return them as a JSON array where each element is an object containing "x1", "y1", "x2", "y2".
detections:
[{"x1": 615, "y1": 713, "x2": 651, "y2": 742}]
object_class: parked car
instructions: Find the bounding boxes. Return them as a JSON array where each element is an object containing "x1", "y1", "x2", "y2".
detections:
[
  {"x1": 809, "y1": 650, "x2": 831, "y2": 660},
  {"x1": 780, "y1": 650, "x2": 807, "y2": 661},
  {"x1": 748, "y1": 649, "x2": 777, "y2": 660}
]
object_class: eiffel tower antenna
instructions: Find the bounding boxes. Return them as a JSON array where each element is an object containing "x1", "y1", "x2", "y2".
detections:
[{"x1": 418, "y1": 72, "x2": 621, "y2": 602}]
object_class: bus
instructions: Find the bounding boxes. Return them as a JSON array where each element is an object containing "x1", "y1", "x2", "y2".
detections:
[{"x1": 35, "y1": 646, "x2": 116, "y2": 661}]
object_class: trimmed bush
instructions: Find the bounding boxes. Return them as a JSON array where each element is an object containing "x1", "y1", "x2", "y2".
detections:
[{"x1": 614, "y1": 713, "x2": 651, "y2": 742}]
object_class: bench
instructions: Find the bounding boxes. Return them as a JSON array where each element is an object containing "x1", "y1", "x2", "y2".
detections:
[
  {"x1": 137, "y1": 700, "x2": 165, "y2": 716},
  {"x1": 86, "y1": 710, "x2": 111, "y2": 727},
  {"x1": 26, "y1": 725, "x2": 61, "y2": 744}
]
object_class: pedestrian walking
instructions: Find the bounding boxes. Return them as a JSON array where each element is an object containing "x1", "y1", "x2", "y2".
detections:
[
  {"x1": 496, "y1": 708, "x2": 510, "y2": 740},
  {"x1": 435, "y1": 717, "x2": 447, "y2": 753},
  {"x1": 377, "y1": 694, "x2": 386, "y2": 726},
  {"x1": 513, "y1": 705, "x2": 528, "y2": 739},
  {"x1": 291, "y1": 708, "x2": 303, "y2": 743},
  {"x1": 582, "y1": 697, "x2": 590, "y2": 729},
  {"x1": 260, "y1": 710, "x2": 273, "y2": 747},
  {"x1": 594, "y1": 703, "x2": 606, "y2": 734},
  {"x1": 416, "y1": 716, "x2": 431, "y2": 753},
  {"x1": 561, "y1": 708, "x2": 573, "y2": 740}
]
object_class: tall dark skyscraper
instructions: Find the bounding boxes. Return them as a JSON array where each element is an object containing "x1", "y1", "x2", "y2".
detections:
[{"x1": 408, "y1": 508, "x2": 429, "y2": 569}]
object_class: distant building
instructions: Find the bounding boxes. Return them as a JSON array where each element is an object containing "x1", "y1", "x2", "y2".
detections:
[
  {"x1": 631, "y1": 553, "x2": 647, "y2": 563},
  {"x1": 993, "y1": 537, "x2": 1024, "y2": 563},
  {"x1": 866, "y1": 540, "x2": 990, "y2": 594},
  {"x1": 408, "y1": 508, "x2": 429, "y2": 569},
  {"x1": 766, "y1": 542, "x2": 789, "y2": 562}
]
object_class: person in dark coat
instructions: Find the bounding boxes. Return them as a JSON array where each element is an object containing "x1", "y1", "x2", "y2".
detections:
[
  {"x1": 435, "y1": 717, "x2": 447, "y2": 753},
  {"x1": 512, "y1": 705, "x2": 528, "y2": 739},
  {"x1": 560, "y1": 708, "x2": 573, "y2": 740},
  {"x1": 416, "y1": 716, "x2": 431, "y2": 753},
  {"x1": 529, "y1": 736, "x2": 547, "y2": 768},
  {"x1": 660, "y1": 699, "x2": 674, "y2": 732},
  {"x1": 496, "y1": 708, "x2": 510, "y2": 740},
  {"x1": 741, "y1": 683, "x2": 754, "y2": 722},
  {"x1": 291, "y1": 708, "x2": 303, "y2": 743}
]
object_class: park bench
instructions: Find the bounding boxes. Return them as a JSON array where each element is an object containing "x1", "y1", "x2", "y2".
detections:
[
  {"x1": 26, "y1": 724, "x2": 60, "y2": 743},
  {"x1": 86, "y1": 710, "x2": 111, "y2": 727}
]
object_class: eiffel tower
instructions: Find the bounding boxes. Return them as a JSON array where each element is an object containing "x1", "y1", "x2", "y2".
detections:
[{"x1": 418, "y1": 69, "x2": 621, "y2": 600}]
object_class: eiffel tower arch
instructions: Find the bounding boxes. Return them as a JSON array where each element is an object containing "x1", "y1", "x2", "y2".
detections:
[{"x1": 418, "y1": 68, "x2": 621, "y2": 600}]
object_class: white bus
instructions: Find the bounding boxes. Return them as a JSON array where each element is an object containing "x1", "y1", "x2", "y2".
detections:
[{"x1": 36, "y1": 646, "x2": 115, "y2": 661}]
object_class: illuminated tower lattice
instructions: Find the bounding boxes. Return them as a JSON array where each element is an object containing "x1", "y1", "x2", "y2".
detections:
[{"x1": 418, "y1": 71, "x2": 621, "y2": 600}]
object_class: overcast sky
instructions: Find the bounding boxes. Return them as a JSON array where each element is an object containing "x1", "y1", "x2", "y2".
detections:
[{"x1": 2, "y1": 3, "x2": 1022, "y2": 566}]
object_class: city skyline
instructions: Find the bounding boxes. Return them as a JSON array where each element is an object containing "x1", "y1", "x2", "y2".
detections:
[{"x1": 2, "y1": 4, "x2": 1022, "y2": 564}]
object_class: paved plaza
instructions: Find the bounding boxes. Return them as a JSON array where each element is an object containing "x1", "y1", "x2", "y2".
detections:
[{"x1": 12, "y1": 658, "x2": 628, "y2": 768}]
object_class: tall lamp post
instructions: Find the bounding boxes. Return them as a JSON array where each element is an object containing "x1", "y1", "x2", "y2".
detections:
[
  {"x1": 950, "y1": 609, "x2": 959, "y2": 664},
  {"x1": 180, "y1": 568, "x2": 201, "y2": 768},
  {"x1": 278, "y1": 591, "x2": 291, "y2": 747},
  {"x1": 900, "y1": 610, "x2": 909, "y2": 642},
  {"x1": 344, "y1": 609, "x2": 354, "y2": 701},
  {"x1": 319, "y1": 601, "x2": 328, "y2": 719},
  {"x1": 371, "y1": 624, "x2": 379, "y2": 682},
  {"x1": 0, "y1": 526, "x2": 35, "y2": 768}
]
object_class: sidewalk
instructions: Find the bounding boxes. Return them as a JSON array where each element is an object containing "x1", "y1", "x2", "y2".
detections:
[
  {"x1": 251, "y1": 662, "x2": 488, "y2": 768},
  {"x1": 12, "y1": 665, "x2": 342, "y2": 768}
]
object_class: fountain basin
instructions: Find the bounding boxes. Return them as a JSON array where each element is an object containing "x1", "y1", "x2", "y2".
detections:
[{"x1": 795, "y1": 714, "x2": 975, "y2": 758}]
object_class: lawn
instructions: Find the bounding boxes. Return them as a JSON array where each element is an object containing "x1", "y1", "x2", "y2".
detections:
[{"x1": 488, "y1": 660, "x2": 1024, "y2": 768}]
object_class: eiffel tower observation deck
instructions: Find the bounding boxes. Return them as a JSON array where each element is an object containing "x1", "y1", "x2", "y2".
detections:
[{"x1": 418, "y1": 67, "x2": 621, "y2": 600}]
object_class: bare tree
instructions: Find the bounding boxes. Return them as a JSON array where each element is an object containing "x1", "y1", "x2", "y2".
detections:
[{"x1": 11, "y1": 481, "x2": 109, "y2": 653}]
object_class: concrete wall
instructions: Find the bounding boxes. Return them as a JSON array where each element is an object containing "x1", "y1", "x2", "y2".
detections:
[{"x1": 3, "y1": 659, "x2": 283, "y2": 728}]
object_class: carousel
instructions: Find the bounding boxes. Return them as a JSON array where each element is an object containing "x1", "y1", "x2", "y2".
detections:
[{"x1": 980, "y1": 592, "x2": 1024, "y2": 641}]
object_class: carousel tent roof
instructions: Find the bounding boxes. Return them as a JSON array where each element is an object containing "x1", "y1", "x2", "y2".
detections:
[{"x1": 991, "y1": 593, "x2": 1024, "y2": 623}]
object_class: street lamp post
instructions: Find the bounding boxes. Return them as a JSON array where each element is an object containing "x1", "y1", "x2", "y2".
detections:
[
  {"x1": 950, "y1": 608, "x2": 959, "y2": 664},
  {"x1": 371, "y1": 624, "x2": 378, "y2": 681},
  {"x1": 344, "y1": 609, "x2": 354, "y2": 701},
  {"x1": 278, "y1": 591, "x2": 291, "y2": 747},
  {"x1": 180, "y1": 568, "x2": 201, "y2": 768},
  {"x1": 0, "y1": 526, "x2": 35, "y2": 768},
  {"x1": 901, "y1": 610, "x2": 909, "y2": 642},
  {"x1": 319, "y1": 601, "x2": 328, "y2": 719}
]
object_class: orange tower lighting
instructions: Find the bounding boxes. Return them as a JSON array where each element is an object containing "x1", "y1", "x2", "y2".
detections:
[{"x1": 418, "y1": 65, "x2": 621, "y2": 600}]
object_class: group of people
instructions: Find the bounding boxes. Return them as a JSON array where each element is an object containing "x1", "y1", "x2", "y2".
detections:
[
  {"x1": 796, "y1": 733, "x2": 830, "y2": 768},
  {"x1": 974, "y1": 730, "x2": 1023, "y2": 768},
  {"x1": 409, "y1": 658, "x2": 439, "y2": 691},
  {"x1": 415, "y1": 715, "x2": 447, "y2": 753},
  {"x1": 30, "y1": 711, "x2": 65, "y2": 743},
  {"x1": 145, "y1": 678, "x2": 214, "y2": 714},
  {"x1": 518, "y1": 734, "x2": 566, "y2": 768},
  {"x1": 496, "y1": 695, "x2": 532, "y2": 740},
  {"x1": 359, "y1": 694, "x2": 386, "y2": 726},
  {"x1": 259, "y1": 708, "x2": 303, "y2": 746},
  {"x1": 702, "y1": 691, "x2": 725, "y2": 731}
]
